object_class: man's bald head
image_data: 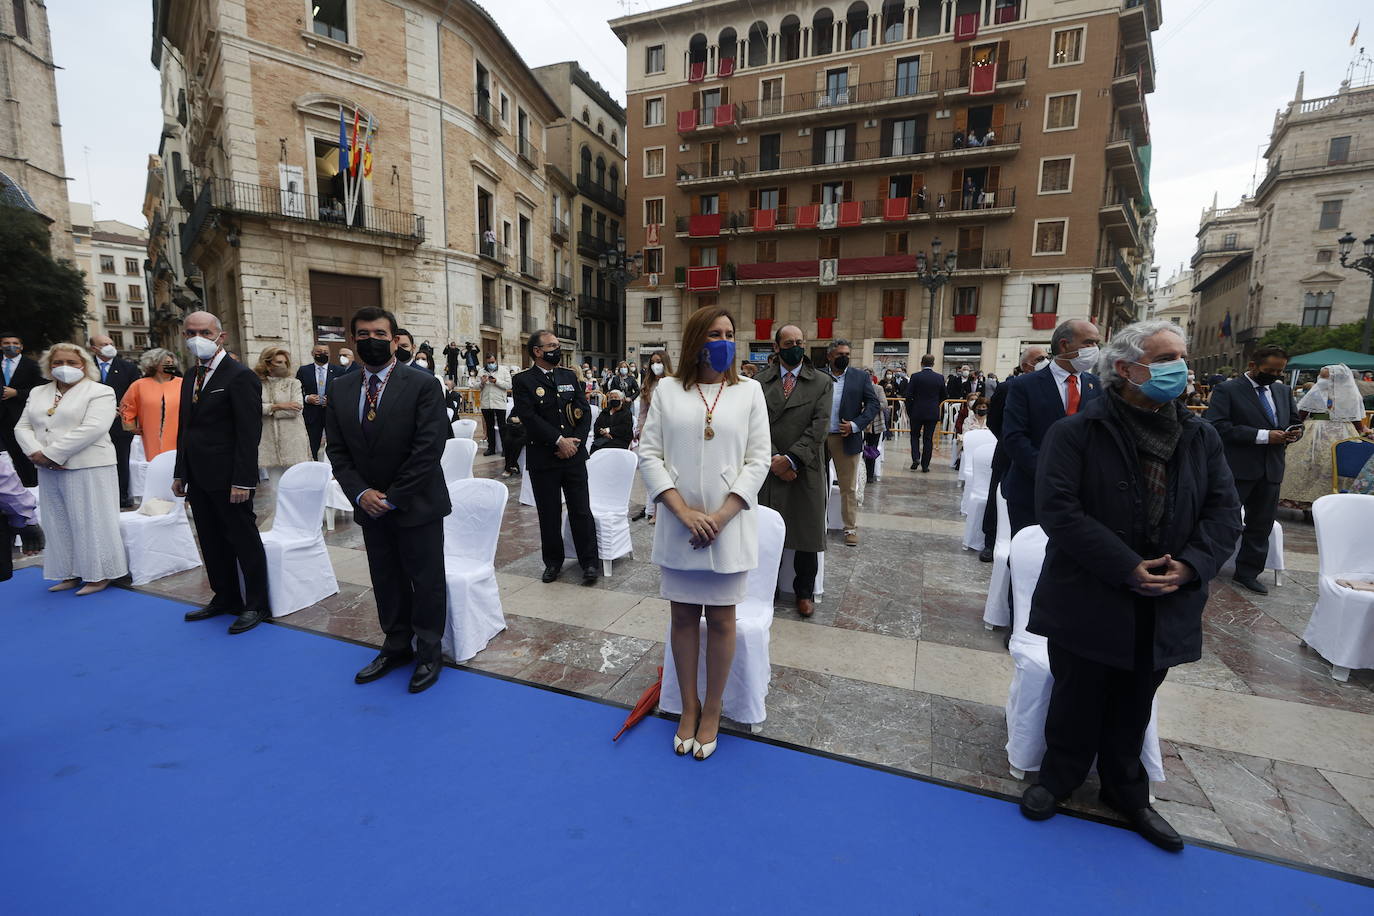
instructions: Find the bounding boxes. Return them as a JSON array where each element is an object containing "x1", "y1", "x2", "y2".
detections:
[
  {"x1": 1019, "y1": 345, "x2": 1048, "y2": 374},
  {"x1": 774, "y1": 324, "x2": 805, "y2": 349}
]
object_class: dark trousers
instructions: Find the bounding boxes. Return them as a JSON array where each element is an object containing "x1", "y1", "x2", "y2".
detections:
[
  {"x1": 910, "y1": 416, "x2": 938, "y2": 469},
  {"x1": 186, "y1": 484, "x2": 270, "y2": 614},
  {"x1": 981, "y1": 464, "x2": 1005, "y2": 545},
  {"x1": 1007, "y1": 494, "x2": 1035, "y2": 535},
  {"x1": 305, "y1": 420, "x2": 325, "y2": 461},
  {"x1": 2, "y1": 422, "x2": 36, "y2": 487},
  {"x1": 530, "y1": 462, "x2": 598, "y2": 569},
  {"x1": 481, "y1": 408, "x2": 506, "y2": 455},
  {"x1": 1232, "y1": 476, "x2": 1279, "y2": 580},
  {"x1": 111, "y1": 430, "x2": 132, "y2": 502},
  {"x1": 361, "y1": 515, "x2": 446, "y2": 664},
  {"x1": 862, "y1": 431, "x2": 881, "y2": 480},
  {"x1": 792, "y1": 550, "x2": 818, "y2": 600},
  {"x1": 1038, "y1": 607, "x2": 1166, "y2": 808}
]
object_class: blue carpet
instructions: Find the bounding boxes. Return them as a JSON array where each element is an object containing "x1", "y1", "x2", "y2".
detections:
[{"x1": 1, "y1": 568, "x2": 1370, "y2": 914}]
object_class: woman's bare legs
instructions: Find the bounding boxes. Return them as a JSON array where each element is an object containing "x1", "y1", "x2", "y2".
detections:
[
  {"x1": 669, "y1": 601, "x2": 703, "y2": 744},
  {"x1": 695, "y1": 604, "x2": 737, "y2": 754}
]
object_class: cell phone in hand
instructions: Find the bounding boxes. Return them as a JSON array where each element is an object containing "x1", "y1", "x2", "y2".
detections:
[{"x1": 1285, "y1": 425, "x2": 1303, "y2": 435}]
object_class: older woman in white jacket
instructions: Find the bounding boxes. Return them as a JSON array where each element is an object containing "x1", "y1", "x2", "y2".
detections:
[
  {"x1": 15, "y1": 342, "x2": 128, "y2": 594},
  {"x1": 638, "y1": 307, "x2": 770, "y2": 760}
]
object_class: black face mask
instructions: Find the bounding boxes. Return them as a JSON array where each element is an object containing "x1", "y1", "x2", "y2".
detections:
[
  {"x1": 778, "y1": 345, "x2": 805, "y2": 367},
  {"x1": 356, "y1": 337, "x2": 394, "y2": 367},
  {"x1": 832, "y1": 355, "x2": 850, "y2": 373},
  {"x1": 313, "y1": 354, "x2": 329, "y2": 365},
  {"x1": 539, "y1": 348, "x2": 562, "y2": 366},
  {"x1": 1251, "y1": 370, "x2": 1281, "y2": 386},
  {"x1": 163, "y1": 365, "x2": 180, "y2": 377},
  {"x1": 395, "y1": 347, "x2": 413, "y2": 363},
  {"x1": 974, "y1": 408, "x2": 988, "y2": 416}
]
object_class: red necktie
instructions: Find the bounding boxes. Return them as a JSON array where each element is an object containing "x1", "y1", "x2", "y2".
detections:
[
  {"x1": 1065, "y1": 373, "x2": 1080, "y2": 415},
  {"x1": 782, "y1": 371, "x2": 796, "y2": 398}
]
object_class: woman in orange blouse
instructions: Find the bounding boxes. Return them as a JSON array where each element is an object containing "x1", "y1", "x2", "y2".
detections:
[{"x1": 119, "y1": 348, "x2": 183, "y2": 459}]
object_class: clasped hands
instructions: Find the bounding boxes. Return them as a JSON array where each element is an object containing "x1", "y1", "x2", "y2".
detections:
[
  {"x1": 359, "y1": 489, "x2": 392, "y2": 519},
  {"x1": 1126, "y1": 554, "x2": 1195, "y2": 597},
  {"x1": 553, "y1": 436, "x2": 581, "y2": 460},
  {"x1": 769, "y1": 454, "x2": 797, "y2": 481},
  {"x1": 676, "y1": 505, "x2": 729, "y2": 550},
  {"x1": 27, "y1": 450, "x2": 64, "y2": 470},
  {"x1": 170, "y1": 479, "x2": 252, "y2": 504}
]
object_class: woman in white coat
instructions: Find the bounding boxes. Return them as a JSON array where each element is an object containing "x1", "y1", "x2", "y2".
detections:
[
  {"x1": 14, "y1": 342, "x2": 128, "y2": 594},
  {"x1": 638, "y1": 307, "x2": 770, "y2": 760}
]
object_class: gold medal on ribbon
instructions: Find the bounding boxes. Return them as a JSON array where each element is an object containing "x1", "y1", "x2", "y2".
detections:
[
  {"x1": 367, "y1": 409, "x2": 377, "y2": 421},
  {"x1": 535, "y1": 387, "x2": 546, "y2": 397},
  {"x1": 704, "y1": 426, "x2": 715, "y2": 440}
]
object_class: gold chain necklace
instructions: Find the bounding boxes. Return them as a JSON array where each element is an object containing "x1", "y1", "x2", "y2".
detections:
[{"x1": 695, "y1": 380, "x2": 726, "y2": 440}]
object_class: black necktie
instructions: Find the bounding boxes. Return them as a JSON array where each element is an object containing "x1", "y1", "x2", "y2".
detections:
[{"x1": 362, "y1": 373, "x2": 381, "y2": 443}]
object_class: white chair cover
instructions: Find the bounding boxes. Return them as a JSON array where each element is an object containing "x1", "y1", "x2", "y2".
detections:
[
  {"x1": 518, "y1": 451, "x2": 536, "y2": 507},
  {"x1": 1005, "y1": 526, "x2": 1165, "y2": 782},
  {"x1": 440, "y1": 437, "x2": 478, "y2": 482},
  {"x1": 118, "y1": 449, "x2": 202, "y2": 585},
  {"x1": 1221, "y1": 509, "x2": 1286, "y2": 585},
  {"x1": 1301, "y1": 494, "x2": 1374, "y2": 678},
  {"x1": 982, "y1": 488, "x2": 1013, "y2": 628},
  {"x1": 777, "y1": 547, "x2": 826, "y2": 601},
  {"x1": 960, "y1": 442, "x2": 997, "y2": 550},
  {"x1": 959, "y1": 428, "x2": 996, "y2": 512},
  {"x1": 451, "y1": 418, "x2": 478, "y2": 439},
  {"x1": 441, "y1": 477, "x2": 508, "y2": 662},
  {"x1": 128, "y1": 436, "x2": 149, "y2": 504},
  {"x1": 661, "y1": 505, "x2": 785, "y2": 726},
  {"x1": 563, "y1": 448, "x2": 637, "y2": 576},
  {"x1": 260, "y1": 461, "x2": 338, "y2": 616},
  {"x1": 826, "y1": 465, "x2": 843, "y2": 531}
]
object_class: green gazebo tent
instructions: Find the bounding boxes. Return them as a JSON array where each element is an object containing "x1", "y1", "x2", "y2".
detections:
[{"x1": 1285, "y1": 348, "x2": 1374, "y2": 372}]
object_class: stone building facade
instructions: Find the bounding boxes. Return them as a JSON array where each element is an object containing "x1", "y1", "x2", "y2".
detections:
[
  {"x1": 150, "y1": 0, "x2": 562, "y2": 367},
  {"x1": 70, "y1": 203, "x2": 152, "y2": 351},
  {"x1": 611, "y1": 0, "x2": 1160, "y2": 374}
]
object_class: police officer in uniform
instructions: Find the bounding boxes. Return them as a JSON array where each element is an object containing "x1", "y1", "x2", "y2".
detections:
[{"x1": 511, "y1": 330, "x2": 601, "y2": 585}]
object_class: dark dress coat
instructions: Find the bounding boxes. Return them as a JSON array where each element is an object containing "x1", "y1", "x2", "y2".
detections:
[
  {"x1": 511, "y1": 365, "x2": 592, "y2": 471},
  {"x1": 903, "y1": 368, "x2": 946, "y2": 421},
  {"x1": 827, "y1": 365, "x2": 881, "y2": 455},
  {"x1": 1203, "y1": 375, "x2": 1297, "y2": 484},
  {"x1": 173, "y1": 355, "x2": 262, "y2": 492},
  {"x1": 97, "y1": 356, "x2": 139, "y2": 437},
  {"x1": 755, "y1": 361, "x2": 833, "y2": 553},
  {"x1": 1001, "y1": 366, "x2": 1102, "y2": 515},
  {"x1": 591, "y1": 403, "x2": 634, "y2": 450},
  {"x1": 1028, "y1": 395, "x2": 1242, "y2": 671}
]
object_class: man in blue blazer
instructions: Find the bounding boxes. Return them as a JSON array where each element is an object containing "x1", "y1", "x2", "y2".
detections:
[
  {"x1": 823, "y1": 339, "x2": 881, "y2": 546},
  {"x1": 296, "y1": 343, "x2": 345, "y2": 459},
  {"x1": 904, "y1": 353, "x2": 946, "y2": 472},
  {"x1": 1001, "y1": 319, "x2": 1103, "y2": 533}
]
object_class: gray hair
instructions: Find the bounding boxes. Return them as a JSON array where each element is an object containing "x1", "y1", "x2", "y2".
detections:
[
  {"x1": 1049, "y1": 319, "x2": 1088, "y2": 356},
  {"x1": 139, "y1": 347, "x2": 178, "y2": 376},
  {"x1": 1019, "y1": 344, "x2": 1047, "y2": 367},
  {"x1": 39, "y1": 343, "x2": 100, "y2": 382},
  {"x1": 828, "y1": 338, "x2": 852, "y2": 353},
  {"x1": 1098, "y1": 320, "x2": 1188, "y2": 386}
]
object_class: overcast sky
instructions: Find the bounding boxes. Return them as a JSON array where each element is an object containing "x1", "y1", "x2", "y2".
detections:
[{"x1": 50, "y1": 0, "x2": 1369, "y2": 283}]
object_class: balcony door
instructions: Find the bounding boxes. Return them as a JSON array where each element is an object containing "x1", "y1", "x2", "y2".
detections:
[{"x1": 312, "y1": 136, "x2": 365, "y2": 228}]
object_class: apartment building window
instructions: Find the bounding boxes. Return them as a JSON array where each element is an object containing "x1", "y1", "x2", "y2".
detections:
[
  {"x1": 756, "y1": 240, "x2": 778, "y2": 262},
  {"x1": 889, "y1": 118, "x2": 919, "y2": 157},
  {"x1": 643, "y1": 297, "x2": 663, "y2": 323},
  {"x1": 127, "y1": 284, "x2": 143, "y2": 303},
  {"x1": 644, "y1": 97, "x2": 664, "y2": 127},
  {"x1": 1328, "y1": 136, "x2": 1351, "y2": 164},
  {"x1": 754, "y1": 294, "x2": 775, "y2": 320},
  {"x1": 105, "y1": 306, "x2": 120, "y2": 323},
  {"x1": 645, "y1": 44, "x2": 665, "y2": 74},
  {"x1": 1039, "y1": 157, "x2": 1073, "y2": 194},
  {"x1": 12, "y1": 0, "x2": 29, "y2": 40},
  {"x1": 819, "y1": 236, "x2": 840, "y2": 259},
  {"x1": 1050, "y1": 26, "x2": 1084, "y2": 66},
  {"x1": 1316, "y1": 249, "x2": 1334, "y2": 263},
  {"x1": 760, "y1": 78, "x2": 783, "y2": 116},
  {"x1": 1222, "y1": 233, "x2": 1238, "y2": 250},
  {"x1": 1031, "y1": 283, "x2": 1060, "y2": 314},
  {"x1": 698, "y1": 194, "x2": 719, "y2": 216},
  {"x1": 757, "y1": 188, "x2": 780, "y2": 210},
  {"x1": 134, "y1": 333, "x2": 148, "y2": 348},
  {"x1": 954, "y1": 287, "x2": 980, "y2": 315},
  {"x1": 1302, "y1": 291, "x2": 1333, "y2": 327},
  {"x1": 822, "y1": 127, "x2": 847, "y2": 164},
  {"x1": 895, "y1": 57, "x2": 921, "y2": 96},
  {"x1": 644, "y1": 198, "x2": 664, "y2": 226},
  {"x1": 102, "y1": 282, "x2": 119, "y2": 301},
  {"x1": 700, "y1": 141, "x2": 721, "y2": 177},
  {"x1": 881, "y1": 289, "x2": 906, "y2": 318},
  {"x1": 884, "y1": 232, "x2": 909, "y2": 255},
  {"x1": 759, "y1": 133, "x2": 781, "y2": 171},
  {"x1": 825, "y1": 69, "x2": 849, "y2": 105},
  {"x1": 124, "y1": 257, "x2": 140, "y2": 275},
  {"x1": 1044, "y1": 92, "x2": 1079, "y2": 131},
  {"x1": 505, "y1": 285, "x2": 514, "y2": 310},
  {"x1": 110, "y1": 331, "x2": 124, "y2": 348},
  {"x1": 131, "y1": 307, "x2": 145, "y2": 324},
  {"x1": 1319, "y1": 200, "x2": 1343, "y2": 230},
  {"x1": 644, "y1": 248, "x2": 664, "y2": 274},
  {"x1": 644, "y1": 147, "x2": 665, "y2": 177},
  {"x1": 696, "y1": 246, "x2": 718, "y2": 267},
  {"x1": 311, "y1": 0, "x2": 348, "y2": 43},
  {"x1": 817, "y1": 290, "x2": 838, "y2": 320},
  {"x1": 1033, "y1": 219, "x2": 1067, "y2": 255},
  {"x1": 100, "y1": 255, "x2": 115, "y2": 273},
  {"x1": 481, "y1": 276, "x2": 496, "y2": 308}
]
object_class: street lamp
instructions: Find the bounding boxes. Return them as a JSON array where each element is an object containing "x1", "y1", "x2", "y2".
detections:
[
  {"x1": 915, "y1": 236, "x2": 960, "y2": 357},
  {"x1": 596, "y1": 236, "x2": 642, "y2": 360},
  {"x1": 1336, "y1": 231, "x2": 1374, "y2": 354}
]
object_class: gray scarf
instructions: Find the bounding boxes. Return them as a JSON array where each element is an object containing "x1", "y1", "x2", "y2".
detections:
[{"x1": 1107, "y1": 386, "x2": 1182, "y2": 545}]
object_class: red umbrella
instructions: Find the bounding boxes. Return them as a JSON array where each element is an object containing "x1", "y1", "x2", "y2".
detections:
[{"x1": 612, "y1": 668, "x2": 662, "y2": 741}]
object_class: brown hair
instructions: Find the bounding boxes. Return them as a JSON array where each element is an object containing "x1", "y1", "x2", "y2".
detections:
[
  {"x1": 640, "y1": 348, "x2": 674, "y2": 403},
  {"x1": 674, "y1": 306, "x2": 739, "y2": 391},
  {"x1": 255, "y1": 346, "x2": 292, "y2": 379}
]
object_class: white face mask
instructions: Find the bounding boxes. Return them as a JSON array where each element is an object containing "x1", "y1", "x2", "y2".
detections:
[
  {"x1": 186, "y1": 335, "x2": 218, "y2": 360},
  {"x1": 98, "y1": 344, "x2": 118, "y2": 359},
  {"x1": 338, "y1": 356, "x2": 351, "y2": 366},
  {"x1": 1066, "y1": 346, "x2": 1099, "y2": 374},
  {"x1": 650, "y1": 363, "x2": 665, "y2": 376},
  {"x1": 416, "y1": 359, "x2": 429, "y2": 368},
  {"x1": 52, "y1": 365, "x2": 85, "y2": 385},
  {"x1": 618, "y1": 367, "x2": 628, "y2": 375},
  {"x1": 1034, "y1": 357, "x2": 1051, "y2": 371}
]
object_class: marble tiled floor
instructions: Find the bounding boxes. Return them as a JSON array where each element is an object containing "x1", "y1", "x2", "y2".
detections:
[{"x1": 61, "y1": 436, "x2": 1374, "y2": 881}]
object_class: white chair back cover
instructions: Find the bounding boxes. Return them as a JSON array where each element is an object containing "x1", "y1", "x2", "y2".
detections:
[
  {"x1": 963, "y1": 427, "x2": 995, "y2": 460},
  {"x1": 141, "y1": 450, "x2": 180, "y2": 503},
  {"x1": 130, "y1": 437, "x2": 147, "y2": 463},
  {"x1": 452, "y1": 418, "x2": 478, "y2": 439},
  {"x1": 981, "y1": 489, "x2": 1013, "y2": 628},
  {"x1": 1314, "y1": 494, "x2": 1373, "y2": 577},
  {"x1": 1302, "y1": 493, "x2": 1374, "y2": 675},
  {"x1": 118, "y1": 449, "x2": 201, "y2": 586},
  {"x1": 441, "y1": 437, "x2": 478, "y2": 481},
  {"x1": 1009, "y1": 526, "x2": 1049, "y2": 642},
  {"x1": 587, "y1": 448, "x2": 637, "y2": 512},
  {"x1": 968, "y1": 441, "x2": 996, "y2": 495},
  {"x1": 272, "y1": 462, "x2": 332, "y2": 536},
  {"x1": 442, "y1": 478, "x2": 507, "y2": 564},
  {"x1": 744, "y1": 506, "x2": 787, "y2": 611}
]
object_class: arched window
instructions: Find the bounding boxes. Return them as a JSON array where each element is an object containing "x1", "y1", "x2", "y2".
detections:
[
  {"x1": 581, "y1": 107, "x2": 590, "y2": 123},
  {"x1": 779, "y1": 15, "x2": 801, "y2": 61},
  {"x1": 597, "y1": 120, "x2": 605, "y2": 136},
  {"x1": 881, "y1": 0, "x2": 904, "y2": 43},
  {"x1": 595, "y1": 155, "x2": 606, "y2": 187},
  {"x1": 610, "y1": 131, "x2": 618, "y2": 147},
  {"x1": 846, "y1": 2, "x2": 870, "y2": 50},
  {"x1": 688, "y1": 32, "x2": 708, "y2": 65},
  {"x1": 746, "y1": 21, "x2": 768, "y2": 67},
  {"x1": 812, "y1": 9, "x2": 835, "y2": 55},
  {"x1": 608, "y1": 165, "x2": 619, "y2": 194},
  {"x1": 718, "y1": 27, "x2": 738, "y2": 66},
  {"x1": 579, "y1": 146, "x2": 592, "y2": 180}
]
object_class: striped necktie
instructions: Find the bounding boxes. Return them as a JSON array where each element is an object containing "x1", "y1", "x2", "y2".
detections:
[{"x1": 782, "y1": 371, "x2": 796, "y2": 398}]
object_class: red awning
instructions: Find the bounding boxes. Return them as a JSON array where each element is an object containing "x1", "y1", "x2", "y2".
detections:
[
  {"x1": 688, "y1": 213, "x2": 722, "y2": 238},
  {"x1": 753, "y1": 208, "x2": 777, "y2": 231},
  {"x1": 970, "y1": 62, "x2": 998, "y2": 96},
  {"x1": 839, "y1": 255, "x2": 917, "y2": 276},
  {"x1": 838, "y1": 201, "x2": 862, "y2": 226},
  {"x1": 795, "y1": 205, "x2": 819, "y2": 228},
  {"x1": 677, "y1": 109, "x2": 697, "y2": 132},
  {"x1": 884, "y1": 198, "x2": 909, "y2": 221},
  {"x1": 686, "y1": 266, "x2": 721, "y2": 290},
  {"x1": 736, "y1": 260, "x2": 819, "y2": 281}
]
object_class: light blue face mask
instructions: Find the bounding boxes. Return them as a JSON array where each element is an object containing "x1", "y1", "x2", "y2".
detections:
[{"x1": 1132, "y1": 358, "x2": 1189, "y2": 402}]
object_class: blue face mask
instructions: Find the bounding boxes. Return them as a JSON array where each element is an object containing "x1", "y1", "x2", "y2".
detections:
[
  {"x1": 703, "y1": 339, "x2": 736, "y2": 374},
  {"x1": 1132, "y1": 358, "x2": 1189, "y2": 402}
]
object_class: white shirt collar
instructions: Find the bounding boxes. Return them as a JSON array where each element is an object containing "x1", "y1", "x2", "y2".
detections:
[
  {"x1": 1049, "y1": 360, "x2": 1075, "y2": 385},
  {"x1": 201, "y1": 350, "x2": 227, "y2": 373}
]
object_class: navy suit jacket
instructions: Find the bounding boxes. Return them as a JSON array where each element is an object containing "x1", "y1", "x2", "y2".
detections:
[
  {"x1": 1001, "y1": 366, "x2": 1103, "y2": 509},
  {"x1": 823, "y1": 366, "x2": 881, "y2": 455},
  {"x1": 296, "y1": 362, "x2": 344, "y2": 430},
  {"x1": 1203, "y1": 376, "x2": 1296, "y2": 484},
  {"x1": 904, "y1": 368, "x2": 947, "y2": 421}
]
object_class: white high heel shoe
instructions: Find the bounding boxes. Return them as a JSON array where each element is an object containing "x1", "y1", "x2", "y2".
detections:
[
  {"x1": 693, "y1": 737, "x2": 718, "y2": 761},
  {"x1": 673, "y1": 734, "x2": 697, "y2": 756}
]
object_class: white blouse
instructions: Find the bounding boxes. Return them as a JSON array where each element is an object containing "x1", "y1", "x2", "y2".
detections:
[{"x1": 638, "y1": 376, "x2": 772, "y2": 573}]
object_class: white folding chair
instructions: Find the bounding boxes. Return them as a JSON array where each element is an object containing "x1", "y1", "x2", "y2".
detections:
[
  {"x1": 961, "y1": 442, "x2": 997, "y2": 550},
  {"x1": 826, "y1": 465, "x2": 843, "y2": 531},
  {"x1": 982, "y1": 488, "x2": 1012, "y2": 629},
  {"x1": 440, "y1": 437, "x2": 478, "y2": 482},
  {"x1": 959, "y1": 428, "x2": 996, "y2": 511},
  {"x1": 451, "y1": 417, "x2": 478, "y2": 439},
  {"x1": 1221, "y1": 509, "x2": 1286, "y2": 587},
  {"x1": 117, "y1": 449, "x2": 202, "y2": 585},
  {"x1": 261, "y1": 461, "x2": 338, "y2": 616},
  {"x1": 1301, "y1": 494, "x2": 1374, "y2": 681},
  {"x1": 441, "y1": 478, "x2": 508, "y2": 662},
  {"x1": 518, "y1": 451, "x2": 536, "y2": 507},
  {"x1": 661, "y1": 505, "x2": 785, "y2": 730},
  {"x1": 127, "y1": 437, "x2": 149, "y2": 504},
  {"x1": 778, "y1": 548, "x2": 825, "y2": 603},
  {"x1": 1004, "y1": 526, "x2": 1165, "y2": 784},
  {"x1": 563, "y1": 448, "x2": 637, "y2": 576}
]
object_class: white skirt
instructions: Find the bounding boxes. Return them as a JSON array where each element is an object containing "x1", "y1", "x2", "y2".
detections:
[
  {"x1": 39, "y1": 465, "x2": 129, "y2": 582},
  {"x1": 660, "y1": 566, "x2": 748, "y2": 606}
]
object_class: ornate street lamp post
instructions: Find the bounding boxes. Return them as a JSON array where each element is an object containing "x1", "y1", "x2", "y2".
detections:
[
  {"x1": 597, "y1": 236, "x2": 642, "y2": 361},
  {"x1": 1336, "y1": 232, "x2": 1374, "y2": 354},
  {"x1": 915, "y1": 236, "x2": 959, "y2": 357}
]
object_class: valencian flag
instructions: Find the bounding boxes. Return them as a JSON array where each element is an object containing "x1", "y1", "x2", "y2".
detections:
[
  {"x1": 361, "y1": 116, "x2": 376, "y2": 180},
  {"x1": 338, "y1": 106, "x2": 349, "y2": 175}
]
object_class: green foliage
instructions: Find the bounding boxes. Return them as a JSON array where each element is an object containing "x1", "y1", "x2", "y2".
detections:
[
  {"x1": 0, "y1": 206, "x2": 88, "y2": 350},
  {"x1": 1257, "y1": 320, "x2": 1370, "y2": 356}
]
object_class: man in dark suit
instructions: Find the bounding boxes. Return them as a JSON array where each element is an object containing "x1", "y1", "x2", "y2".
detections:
[
  {"x1": 823, "y1": 339, "x2": 880, "y2": 546},
  {"x1": 1, "y1": 333, "x2": 43, "y2": 487},
  {"x1": 904, "y1": 353, "x2": 946, "y2": 472},
  {"x1": 90, "y1": 333, "x2": 139, "y2": 507},
  {"x1": 946, "y1": 365, "x2": 973, "y2": 400},
  {"x1": 978, "y1": 345, "x2": 1048, "y2": 561},
  {"x1": 172, "y1": 311, "x2": 271, "y2": 634},
  {"x1": 297, "y1": 343, "x2": 344, "y2": 460},
  {"x1": 338, "y1": 346, "x2": 360, "y2": 374},
  {"x1": 1002, "y1": 319, "x2": 1103, "y2": 533},
  {"x1": 512, "y1": 329, "x2": 600, "y2": 585},
  {"x1": 325, "y1": 306, "x2": 451, "y2": 693},
  {"x1": 1203, "y1": 345, "x2": 1299, "y2": 595}
]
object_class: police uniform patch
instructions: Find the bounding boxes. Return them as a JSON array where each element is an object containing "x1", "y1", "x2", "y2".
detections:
[
  {"x1": 535, "y1": 387, "x2": 545, "y2": 397},
  {"x1": 574, "y1": 408, "x2": 584, "y2": 419}
]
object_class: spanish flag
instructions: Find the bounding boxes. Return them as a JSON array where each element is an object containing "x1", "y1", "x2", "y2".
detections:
[{"x1": 1353, "y1": 22, "x2": 1360, "y2": 46}]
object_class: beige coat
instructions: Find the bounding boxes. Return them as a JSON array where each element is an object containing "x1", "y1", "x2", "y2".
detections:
[
  {"x1": 259, "y1": 375, "x2": 312, "y2": 469},
  {"x1": 478, "y1": 365, "x2": 513, "y2": 410},
  {"x1": 15, "y1": 379, "x2": 117, "y2": 469}
]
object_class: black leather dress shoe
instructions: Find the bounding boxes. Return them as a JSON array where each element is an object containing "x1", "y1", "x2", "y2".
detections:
[
  {"x1": 1100, "y1": 794, "x2": 1184, "y2": 852},
  {"x1": 1019, "y1": 785, "x2": 1062, "y2": 821},
  {"x1": 409, "y1": 661, "x2": 441, "y2": 694},
  {"x1": 978, "y1": 546, "x2": 994, "y2": 562},
  {"x1": 227, "y1": 609, "x2": 268, "y2": 634},
  {"x1": 920, "y1": 466, "x2": 930, "y2": 473},
  {"x1": 582, "y1": 563, "x2": 600, "y2": 585},
  {"x1": 1232, "y1": 575, "x2": 1268, "y2": 595},
  {"x1": 909, "y1": 462, "x2": 920, "y2": 470},
  {"x1": 355, "y1": 651, "x2": 414, "y2": 684},
  {"x1": 184, "y1": 605, "x2": 233, "y2": 622},
  {"x1": 541, "y1": 564, "x2": 561, "y2": 583}
]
